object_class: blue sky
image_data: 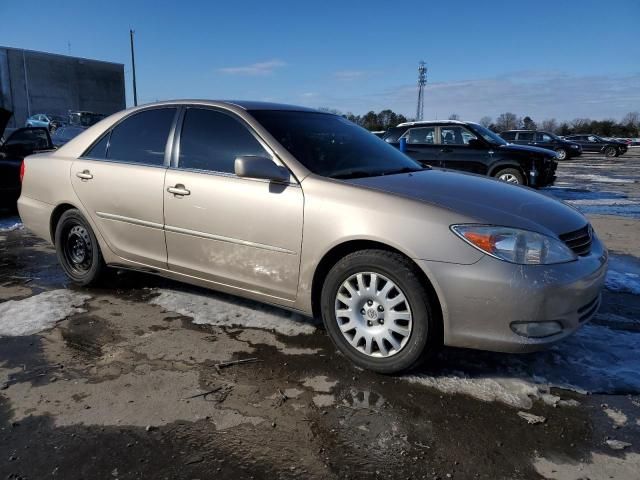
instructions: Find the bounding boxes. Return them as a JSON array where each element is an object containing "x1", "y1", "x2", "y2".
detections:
[{"x1": 2, "y1": 0, "x2": 639, "y2": 122}]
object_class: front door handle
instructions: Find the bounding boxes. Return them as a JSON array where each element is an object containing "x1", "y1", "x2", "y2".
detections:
[
  {"x1": 440, "y1": 147, "x2": 453, "y2": 153},
  {"x1": 167, "y1": 184, "x2": 190, "y2": 196},
  {"x1": 76, "y1": 170, "x2": 93, "y2": 180}
]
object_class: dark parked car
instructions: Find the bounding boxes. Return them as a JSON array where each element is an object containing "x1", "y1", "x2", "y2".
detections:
[
  {"x1": 500, "y1": 130, "x2": 582, "y2": 160},
  {"x1": 564, "y1": 134, "x2": 628, "y2": 157},
  {"x1": 51, "y1": 125, "x2": 87, "y2": 148},
  {"x1": 382, "y1": 120, "x2": 557, "y2": 187},
  {"x1": 68, "y1": 110, "x2": 106, "y2": 128},
  {"x1": 0, "y1": 109, "x2": 54, "y2": 209}
]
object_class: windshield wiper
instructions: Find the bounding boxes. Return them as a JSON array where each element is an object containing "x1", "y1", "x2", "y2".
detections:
[
  {"x1": 328, "y1": 170, "x2": 381, "y2": 179},
  {"x1": 380, "y1": 166, "x2": 426, "y2": 176}
]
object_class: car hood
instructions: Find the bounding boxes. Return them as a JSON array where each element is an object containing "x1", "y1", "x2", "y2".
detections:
[
  {"x1": 346, "y1": 169, "x2": 586, "y2": 237},
  {"x1": 0, "y1": 108, "x2": 11, "y2": 141},
  {"x1": 499, "y1": 143, "x2": 556, "y2": 157}
]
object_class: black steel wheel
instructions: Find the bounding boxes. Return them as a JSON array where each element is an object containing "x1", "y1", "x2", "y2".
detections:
[{"x1": 55, "y1": 209, "x2": 106, "y2": 286}]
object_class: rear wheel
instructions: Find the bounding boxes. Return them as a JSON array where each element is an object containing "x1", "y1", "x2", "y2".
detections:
[
  {"x1": 55, "y1": 209, "x2": 106, "y2": 286},
  {"x1": 555, "y1": 148, "x2": 567, "y2": 160},
  {"x1": 320, "y1": 249, "x2": 437, "y2": 374},
  {"x1": 494, "y1": 168, "x2": 524, "y2": 185},
  {"x1": 605, "y1": 146, "x2": 618, "y2": 158}
]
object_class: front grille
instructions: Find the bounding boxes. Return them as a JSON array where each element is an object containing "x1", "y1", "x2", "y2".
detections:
[{"x1": 559, "y1": 224, "x2": 592, "y2": 256}]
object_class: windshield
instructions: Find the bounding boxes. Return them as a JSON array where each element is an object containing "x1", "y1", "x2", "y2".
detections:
[
  {"x1": 250, "y1": 110, "x2": 423, "y2": 179},
  {"x1": 467, "y1": 123, "x2": 507, "y2": 146}
]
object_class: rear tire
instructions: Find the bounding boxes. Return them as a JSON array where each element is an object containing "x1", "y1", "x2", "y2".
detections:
[
  {"x1": 54, "y1": 209, "x2": 106, "y2": 286},
  {"x1": 555, "y1": 148, "x2": 567, "y2": 160},
  {"x1": 320, "y1": 249, "x2": 438, "y2": 374},
  {"x1": 494, "y1": 168, "x2": 524, "y2": 185},
  {"x1": 605, "y1": 146, "x2": 618, "y2": 158}
]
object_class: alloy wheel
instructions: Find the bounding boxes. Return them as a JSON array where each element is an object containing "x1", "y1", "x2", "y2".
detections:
[
  {"x1": 498, "y1": 173, "x2": 520, "y2": 184},
  {"x1": 334, "y1": 272, "x2": 412, "y2": 358}
]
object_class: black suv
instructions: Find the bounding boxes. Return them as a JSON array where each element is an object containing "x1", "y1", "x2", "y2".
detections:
[
  {"x1": 500, "y1": 130, "x2": 582, "y2": 160},
  {"x1": 382, "y1": 120, "x2": 557, "y2": 187},
  {"x1": 563, "y1": 134, "x2": 628, "y2": 157}
]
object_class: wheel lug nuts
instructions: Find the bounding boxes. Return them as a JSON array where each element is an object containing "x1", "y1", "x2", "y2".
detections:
[
  {"x1": 360, "y1": 309, "x2": 366, "y2": 315},
  {"x1": 378, "y1": 319, "x2": 384, "y2": 325},
  {"x1": 377, "y1": 305, "x2": 384, "y2": 312},
  {"x1": 367, "y1": 300, "x2": 373, "y2": 306},
  {"x1": 367, "y1": 320, "x2": 373, "y2": 327}
]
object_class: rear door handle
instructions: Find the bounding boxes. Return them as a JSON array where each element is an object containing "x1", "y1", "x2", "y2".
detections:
[
  {"x1": 76, "y1": 170, "x2": 93, "y2": 180},
  {"x1": 440, "y1": 148, "x2": 452, "y2": 153},
  {"x1": 167, "y1": 184, "x2": 190, "y2": 196}
]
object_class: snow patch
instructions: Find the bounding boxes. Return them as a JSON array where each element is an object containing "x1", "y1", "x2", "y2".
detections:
[
  {"x1": 0, "y1": 217, "x2": 22, "y2": 232},
  {"x1": 150, "y1": 288, "x2": 316, "y2": 336},
  {"x1": 606, "y1": 270, "x2": 640, "y2": 295},
  {"x1": 606, "y1": 255, "x2": 640, "y2": 295},
  {"x1": 0, "y1": 290, "x2": 91, "y2": 336},
  {"x1": 404, "y1": 321, "x2": 640, "y2": 409},
  {"x1": 534, "y1": 452, "x2": 640, "y2": 480},
  {"x1": 570, "y1": 174, "x2": 635, "y2": 184}
]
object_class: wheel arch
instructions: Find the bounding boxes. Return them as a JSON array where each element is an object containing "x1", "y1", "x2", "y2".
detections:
[
  {"x1": 49, "y1": 203, "x2": 80, "y2": 244},
  {"x1": 310, "y1": 239, "x2": 444, "y2": 342}
]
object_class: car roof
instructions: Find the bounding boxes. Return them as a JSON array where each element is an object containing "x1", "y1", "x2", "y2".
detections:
[
  {"x1": 396, "y1": 119, "x2": 467, "y2": 127},
  {"x1": 129, "y1": 99, "x2": 319, "y2": 113}
]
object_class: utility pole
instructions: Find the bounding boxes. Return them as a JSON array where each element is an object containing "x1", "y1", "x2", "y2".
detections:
[
  {"x1": 130, "y1": 29, "x2": 138, "y2": 106},
  {"x1": 416, "y1": 61, "x2": 427, "y2": 121}
]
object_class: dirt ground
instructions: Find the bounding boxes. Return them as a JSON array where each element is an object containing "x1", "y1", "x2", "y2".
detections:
[{"x1": 1, "y1": 153, "x2": 639, "y2": 479}]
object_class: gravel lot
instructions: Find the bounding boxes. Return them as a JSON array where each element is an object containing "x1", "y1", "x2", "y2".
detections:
[{"x1": 1, "y1": 153, "x2": 639, "y2": 479}]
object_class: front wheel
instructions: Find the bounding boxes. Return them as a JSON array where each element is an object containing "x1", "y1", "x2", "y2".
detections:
[
  {"x1": 555, "y1": 148, "x2": 567, "y2": 160},
  {"x1": 605, "y1": 146, "x2": 618, "y2": 158},
  {"x1": 320, "y1": 250, "x2": 438, "y2": 374},
  {"x1": 55, "y1": 209, "x2": 106, "y2": 286},
  {"x1": 494, "y1": 168, "x2": 524, "y2": 185}
]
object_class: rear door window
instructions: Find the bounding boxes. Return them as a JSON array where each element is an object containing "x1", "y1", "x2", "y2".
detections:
[
  {"x1": 440, "y1": 126, "x2": 477, "y2": 145},
  {"x1": 178, "y1": 108, "x2": 268, "y2": 174},
  {"x1": 501, "y1": 131, "x2": 516, "y2": 141},
  {"x1": 516, "y1": 132, "x2": 534, "y2": 141},
  {"x1": 106, "y1": 108, "x2": 177, "y2": 166},
  {"x1": 402, "y1": 127, "x2": 436, "y2": 145}
]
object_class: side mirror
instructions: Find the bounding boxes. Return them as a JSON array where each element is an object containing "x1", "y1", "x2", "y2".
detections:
[
  {"x1": 234, "y1": 156, "x2": 290, "y2": 183},
  {"x1": 467, "y1": 138, "x2": 484, "y2": 148}
]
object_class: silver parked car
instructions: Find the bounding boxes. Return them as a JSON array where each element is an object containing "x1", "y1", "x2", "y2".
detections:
[{"x1": 18, "y1": 101, "x2": 607, "y2": 373}]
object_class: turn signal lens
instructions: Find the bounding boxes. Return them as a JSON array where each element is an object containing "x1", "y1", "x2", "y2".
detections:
[
  {"x1": 19, "y1": 160, "x2": 25, "y2": 183},
  {"x1": 451, "y1": 225, "x2": 577, "y2": 265}
]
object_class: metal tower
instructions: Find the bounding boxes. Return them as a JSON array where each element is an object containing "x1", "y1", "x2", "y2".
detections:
[{"x1": 416, "y1": 61, "x2": 427, "y2": 121}]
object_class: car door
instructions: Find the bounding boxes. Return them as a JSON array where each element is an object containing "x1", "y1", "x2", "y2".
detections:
[
  {"x1": 70, "y1": 107, "x2": 178, "y2": 268},
  {"x1": 438, "y1": 125, "x2": 489, "y2": 174},
  {"x1": 163, "y1": 106, "x2": 304, "y2": 301},
  {"x1": 533, "y1": 132, "x2": 554, "y2": 149},
  {"x1": 399, "y1": 126, "x2": 441, "y2": 166},
  {"x1": 514, "y1": 131, "x2": 534, "y2": 146}
]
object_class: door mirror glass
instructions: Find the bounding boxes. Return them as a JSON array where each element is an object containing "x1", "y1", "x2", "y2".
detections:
[
  {"x1": 234, "y1": 156, "x2": 290, "y2": 183},
  {"x1": 467, "y1": 138, "x2": 484, "y2": 149}
]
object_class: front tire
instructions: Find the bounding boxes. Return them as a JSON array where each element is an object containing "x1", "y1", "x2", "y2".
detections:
[
  {"x1": 55, "y1": 209, "x2": 106, "y2": 286},
  {"x1": 494, "y1": 168, "x2": 524, "y2": 185},
  {"x1": 320, "y1": 249, "x2": 437, "y2": 374},
  {"x1": 605, "y1": 146, "x2": 618, "y2": 158},
  {"x1": 555, "y1": 148, "x2": 567, "y2": 160}
]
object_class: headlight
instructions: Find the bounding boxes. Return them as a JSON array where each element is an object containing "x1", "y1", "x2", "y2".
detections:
[
  {"x1": 570, "y1": 144, "x2": 579, "y2": 149},
  {"x1": 451, "y1": 225, "x2": 577, "y2": 265}
]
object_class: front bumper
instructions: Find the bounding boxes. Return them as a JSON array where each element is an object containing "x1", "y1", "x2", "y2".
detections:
[{"x1": 417, "y1": 236, "x2": 608, "y2": 353}]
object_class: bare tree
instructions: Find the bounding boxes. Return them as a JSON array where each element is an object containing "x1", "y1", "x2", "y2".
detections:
[
  {"x1": 570, "y1": 118, "x2": 591, "y2": 133},
  {"x1": 540, "y1": 118, "x2": 558, "y2": 133},
  {"x1": 495, "y1": 112, "x2": 520, "y2": 132},
  {"x1": 622, "y1": 111, "x2": 640, "y2": 128},
  {"x1": 522, "y1": 116, "x2": 537, "y2": 130},
  {"x1": 479, "y1": 116, "x2": 492, "y2": 128}
]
